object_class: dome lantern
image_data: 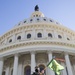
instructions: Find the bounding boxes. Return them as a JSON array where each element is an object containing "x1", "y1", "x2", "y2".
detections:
[{"x1": 30, "y1": 5, "x2": 44, "y2": 18}]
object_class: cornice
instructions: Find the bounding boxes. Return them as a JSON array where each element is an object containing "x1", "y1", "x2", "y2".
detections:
[{"x1": 0, "y1": 40, "x2": 75, "y2": 53}]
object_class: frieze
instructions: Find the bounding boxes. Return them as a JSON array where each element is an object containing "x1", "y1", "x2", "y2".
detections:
[{"x1": 0, "y1": 41, "x2": 75, "y2": 53}]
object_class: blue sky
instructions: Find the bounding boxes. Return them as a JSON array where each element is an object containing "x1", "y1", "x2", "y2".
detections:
[{"x1": 0, "y1": 0, "x2": 75, "y2": 35}]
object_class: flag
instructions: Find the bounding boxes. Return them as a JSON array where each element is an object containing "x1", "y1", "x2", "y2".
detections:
[
  {"x1": 47, "y1": 59, "x2": 64, "y2": 75},
  {"x1": 55, "y1": 58, "x2": 65, "y2": 62}
]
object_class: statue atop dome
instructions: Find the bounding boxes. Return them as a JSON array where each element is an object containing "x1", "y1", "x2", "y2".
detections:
[{"x1": 34, "y1": 5, "x2": 39, "y2": 11}]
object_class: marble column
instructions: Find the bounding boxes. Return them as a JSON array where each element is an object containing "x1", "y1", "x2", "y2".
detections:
[
  {"x1": 61, "y1": 62, "x2": 67, "y2": 75},
  {"x1": 31, "y1": 52, "x2": 36, "y2": 74},
  {"x1": 48, "y1": 51, "x2": 55, "y2": 75},
  {"x1": 65, "y1": 53, "x2": 73, "y2": 75},
  {"x1": 72, "y1": 65, "x2": 75, "y2": 75},
  {"x1": 0, "y1": 58, "x2": 3, "y2": 75},
  {"x1": 6, "y1": 67, "x2": 9, "y2": 75},
  {"x1": 13, "y1": 54, "x2": 18, "y2": 75},
  {"x1": 73, "y1": 64, "x2": 75, "y2": 75},
  {"x1": 18, "y1": 63, "x2": 23, "y2": 75}
]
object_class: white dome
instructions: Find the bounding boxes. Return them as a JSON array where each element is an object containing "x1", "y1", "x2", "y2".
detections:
[
  {"x1": 14, "y1": 10, "x2": 61, "y2": 27},
  {"x1": 0, "y1": 5, "x2": 75, "y2": 75}
]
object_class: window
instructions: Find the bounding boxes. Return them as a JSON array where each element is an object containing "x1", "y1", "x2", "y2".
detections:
[
  {"x1": 50, "y1": 20, "x2": 53, "y2": 22},
  {"x1": 24, "y1": 66, "x2": 31, "y2": 75},
  {"x1": 17, "y1": 36, "x2": 21, "y2": 40},
  {"x1": 24, "y1": 21, "x2": 26, "y2": 23},
  {"x1": 67, "y1": 38, "x2": 70, "y2": 40},
  {"x1": 36, "y1": 15, "x2": 38, "y2": 17},
  {"x1": 27, "y1": 34, "x2": 31, "y2": 39},
  {"x1": 43, "y1": 19, "x2": 46, "y2": 21},
  {"x1": 18, "y1": 23, "x2": 20, "y2": 26},
  {"x1": 30, "y1": 19, "x2": 33, "y2": 22},
  {"x1": 37, "y1": 33, "x2": 42, "y2": 38},
  {"x1": 9, "y1": 39, "x2": 12, "y2": 43},
  {"x1": 58, "y1": 35, "x2": 62, "y2": 39},
  {"x1": 48, "y1": 33, "x2": 52, "y2": 38},
  {"x1": 37, "y1": 18, "x2": 39, "y2": 21}
]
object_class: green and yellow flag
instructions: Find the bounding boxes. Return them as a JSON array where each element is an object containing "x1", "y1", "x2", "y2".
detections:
[{"x1": 47, "y1": 59, "x2": 64, "y2": 75}]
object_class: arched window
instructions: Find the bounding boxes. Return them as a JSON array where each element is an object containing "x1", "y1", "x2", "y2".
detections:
[
  {"x1": 67, "y1": 38, "x2": 70, "y2": 40},
  {"x1": 43, "y1": 19, "x2": 46, "y2": 21},
  {"x1": 37, "y1": 33, "x2": 42, "y2": 38},
  {"x1": 17, "y1": 36, "x2": 21, "y2": 40},
  {"x1": 2, "y1": 71, "x2": 5, "y2": 75},
  {"x1": 24, "y1": 21, "x2": 26, "y2": 23},
  {"x1": 58, "y1": 35, "x2": 62, "y2": 39},
  {"x1": 48, "y1": 33, "x2": 52, "y2": 38},
  {"x1": 36, "y1": 15, "x2": 38, "y2": 17},
  {"x1": 27, "y1": 34, "x2": 31, "y2": 39},
  {"x1": 50, "y1": 20, "x2": 53, "y2": 22},
  {"x1": 11, "y1": 69, "x2": 13, "y2": 75},
  {"x1": 37, "y1": 18, "x2": 39, "y2": 20},
  {"x1": 30, "y1": 19, "x2": 33, "y2": 22},
  {"x1": 9, "y1": 39, "x2": 12, "y2": 43},
  {"x1": 18, "y1": 23, "x2": 20, "y2": 26},
  {"x1": 39, "y1": 64, "x2": 46, "y2": 75},
  {"x1": 24, "y1": 66, "x2": 31, "y2": 75}
]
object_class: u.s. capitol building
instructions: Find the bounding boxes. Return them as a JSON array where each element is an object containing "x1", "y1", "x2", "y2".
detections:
[{"x1": 0, "y1": 5, "x2": 75, "y2": 75}]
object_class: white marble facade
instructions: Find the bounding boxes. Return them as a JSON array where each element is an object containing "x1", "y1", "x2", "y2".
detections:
[{"x1": 0, "y1": 6, "x2": 75, "y2": 75}]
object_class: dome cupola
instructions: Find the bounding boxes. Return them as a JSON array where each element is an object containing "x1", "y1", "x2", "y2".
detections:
[
  {"x1": 30, "y1": 5, "x2": 44, "y2": 18},
  {"x1": 14, "y1": 5, "x2": 61, "y2": 27}
]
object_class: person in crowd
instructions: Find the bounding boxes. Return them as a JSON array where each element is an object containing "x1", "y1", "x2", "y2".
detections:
[{"x1": 32, "y1": 66, "x2": 45, "y2": 75}]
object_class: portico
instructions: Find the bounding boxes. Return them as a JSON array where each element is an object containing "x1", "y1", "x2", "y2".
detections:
[{"x1": 1, "y1": 51, "x2": 75, "y2": 75}]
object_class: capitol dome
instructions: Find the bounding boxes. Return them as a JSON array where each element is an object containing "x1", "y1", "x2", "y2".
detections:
[{"x1": 0, "y1": 5, "x2": 75, "y2": 75}]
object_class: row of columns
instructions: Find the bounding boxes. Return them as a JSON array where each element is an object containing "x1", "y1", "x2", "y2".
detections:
[{"x1": 0, "y1": 52, "x2": 74, "y2": 75}]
